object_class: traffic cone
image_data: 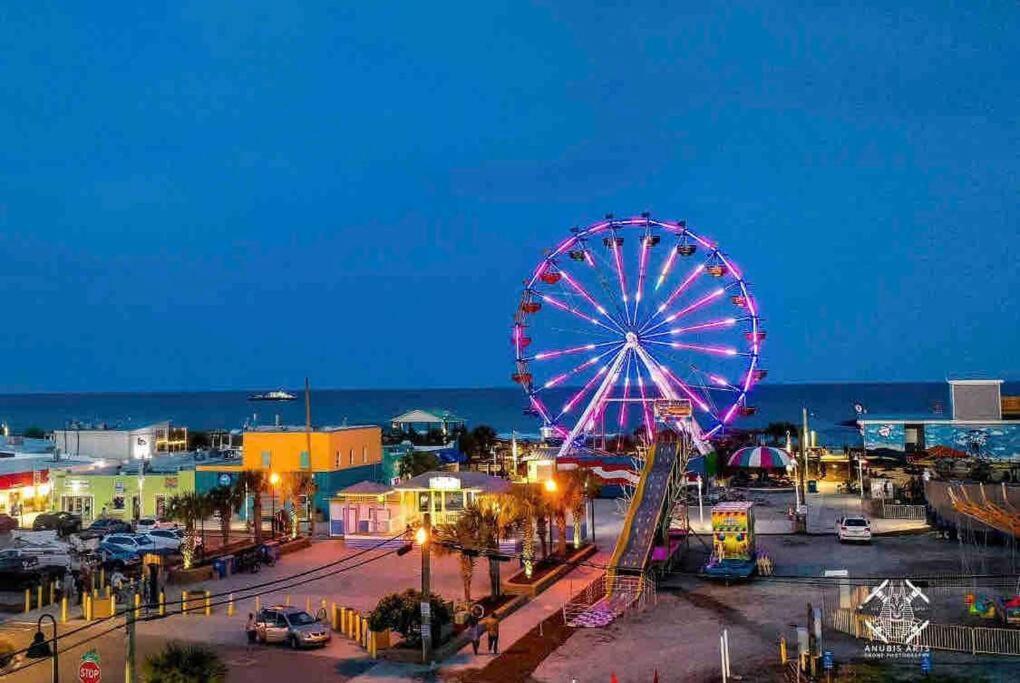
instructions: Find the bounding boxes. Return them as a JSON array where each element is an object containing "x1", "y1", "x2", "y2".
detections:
[{"x1": 610, "y1": 674, "x2": 619, "y2": 683}]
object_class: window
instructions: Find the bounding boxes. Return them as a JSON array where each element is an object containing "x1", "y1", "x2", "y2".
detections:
[
  {"x1": 299, "y1": 451, "x2": 310, "y2": 469},
  {"x1": 335, "y1": 451, "x2": 341, "y2": 469},
  {"x1": 349, "y1": 449, "x2": 354, "y2": 466},
  {"x1": 362, "y1": 446, "x2": 367, "y2": 464},
  {"x1": 112, "y1": 496, "x2": 125, "y2": 510},
  {"x1": 261, "y1": 451, "x2": 271, "y2": 468}
]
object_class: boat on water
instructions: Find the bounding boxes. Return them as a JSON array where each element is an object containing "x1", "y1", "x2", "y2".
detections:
[{"x1": 247, "y1": 389, "x2": 297, "y2": 402}]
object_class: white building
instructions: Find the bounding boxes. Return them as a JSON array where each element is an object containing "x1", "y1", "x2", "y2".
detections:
[{"x1": 51, "y1": 422, "x2": 175, "y2": 461}]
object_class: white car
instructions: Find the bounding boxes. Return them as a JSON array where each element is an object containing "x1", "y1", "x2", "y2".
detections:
[
  {"x1": 135, "y1": 518, "x2": 159, "y2": 533},
  {"x1": 141, "y1": 528, "x2": 183, "y2": 551},
  {"x1": 836, "y1": 516, "x2": 872, "y2": 543}
]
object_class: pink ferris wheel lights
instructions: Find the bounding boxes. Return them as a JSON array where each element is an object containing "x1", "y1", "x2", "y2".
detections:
[{"x1": 532, "y1": 343, "x2": 598, "y2": 361}]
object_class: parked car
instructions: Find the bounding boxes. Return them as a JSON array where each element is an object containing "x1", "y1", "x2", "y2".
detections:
[
  {"x1": 0, "y1": 514, "x2": 17, "y2": 533},
  {"x1": 836, "y1": 515, "x2": 873, "y2": 543},
  {"x1": 135, "y1": 518, "x2": 159, "y2": 533},
  {"x1": 33, "y1": 511, "x2": 82, "y2": 536},
  {"x1": 0, "y1": 553, "x2": 45, "y2": 588},
  {"x1": 98, "y1": 539, "x2": 142, "y2": 569},
  {"x1": 138, "y1": 529, "x2": 182, "y2": 551},
  {"x1": 255, "y1": 606, "x2": 331, "y2": 649},
  {"x1": 0, "y1": 546, "x2": 72, "y2": 571},
  {"x1": 81, "y1": 518, "x2": 133, "y2": 539}
]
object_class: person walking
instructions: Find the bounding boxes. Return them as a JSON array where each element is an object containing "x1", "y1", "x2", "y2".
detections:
[
  {"x1": 482, "y1": 615, "x2": 500, "y2": 654},
  {"x1": 245, "y1": 613, "x2": 258, "y2": 647},
  {"x1": 467, "y1": 618, "x2": 482, "y2": 656}
]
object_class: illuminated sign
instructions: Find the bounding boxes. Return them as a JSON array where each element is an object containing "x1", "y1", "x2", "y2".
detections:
[
  {"x1": 428, "y1": 476, "x2": 461, "y2": 491},
  {"x1": 654, "y1": 399, "x2": 692, "y2": 420}
]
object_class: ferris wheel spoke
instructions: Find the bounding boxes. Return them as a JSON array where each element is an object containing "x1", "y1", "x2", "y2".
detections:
[
  {"x1": 529, "y1": 340, "x2": 620, "y2": 362},
  {"x1": 633, "y1": 233, "x2": 653, "y2": 324},
  {"x1": 642, "y1": 286, "x2": 727, "y2": 336},
  {"x1": 633, "y1": 343, "x2": 715, "y2": 417},
  {"x1": 532, "y1": 343, "x2": 624, "y2": 391},
  {"x1": 634, "y1": 362, "x2": 655, "y2": 441},
  {"x1": 605, "y1": 228, "x2": 631, "y2": 325},
  {"x1": 639, "y1": 260, "x2": 708, "y2": 334},
  {"x1": 554, "y1": 344, "x2": 630, "y2": 456},
  {"x1": 654, "y1": 238, "x2": 680, "y2": 292},
  {"x1": 644, "y1": 338, "x2": 742, "y2": 358},
  {"x1": 615, "y1": 351, "x2": 635, "y2": 447},
  {"x1": 557, "y1": 269, "x2": 627, "y2": 334},
  {"x1": 578, "y1": 243, "x2": 630, "y2": 328},
  {"x1": 641, "y1": 317, "x2": 740, "y2": 339},
  {"x1": 538, "y1": 292, "x2": 622, "y2": 336}
]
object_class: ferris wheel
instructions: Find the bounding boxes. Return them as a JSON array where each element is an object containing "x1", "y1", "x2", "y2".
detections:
[{"x1": 512, "y1": 213, "x2": 765, "y2": 458}]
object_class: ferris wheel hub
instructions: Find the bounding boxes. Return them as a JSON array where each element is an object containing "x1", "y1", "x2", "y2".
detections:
[{"x1": 624, "y1": 331, "x2": 639, "y2": 348}]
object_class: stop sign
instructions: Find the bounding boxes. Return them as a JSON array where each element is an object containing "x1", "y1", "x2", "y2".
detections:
[{"x1": 78, "y1": 660, "x2": 101, "y2": 683}]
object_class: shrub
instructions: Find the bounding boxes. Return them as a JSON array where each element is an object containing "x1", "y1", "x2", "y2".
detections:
[
  {"x1": 142, "y1": 641, "x2": 226, "y2": 682},
  {"x1": 368, "y1": 589, "x2": 451, "y2": 645}
]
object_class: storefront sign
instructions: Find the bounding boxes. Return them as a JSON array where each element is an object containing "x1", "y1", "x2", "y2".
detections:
[
  {"x1": 163, "y1": 477, "x2": 178, "y2": 489},
  {"x1": 654, "y1": 399, "x2": 692, "y2": 419},
  {"x1": 218, "y1": 473, "x2": 232, "y2": 486},
  {"x1": 114, "y1": 481, "x2": 125, "y2": 495},
  {"x1": 69, "y1": 479, "x2": 91, "y2": 491},
  {"x1": 429, "y1": 476, "x2": 460, "y2": 491}
]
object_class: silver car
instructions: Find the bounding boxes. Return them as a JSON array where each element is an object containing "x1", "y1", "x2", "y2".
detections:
[{"x1": 255, "y1": 606, "x2": 331, "y2": 649}]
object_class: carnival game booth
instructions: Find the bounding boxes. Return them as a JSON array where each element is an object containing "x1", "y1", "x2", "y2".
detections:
[{"x1": 702, "y1": 501, "x2": 757, "y2": 580}]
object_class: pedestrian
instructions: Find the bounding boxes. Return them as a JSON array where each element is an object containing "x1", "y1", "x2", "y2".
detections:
[
  {"x1": 245, "y1": 613, "x2": 258, "y2": 646},
  {"x1": 467, "y1": 618, "x2": 482, "y2": 655},
  {"x1": 62, "y1": 571, "x2": 75, "y2": 604},
  {"x1": 483, "y1": 615, "x2": 499, "y2": 654}
]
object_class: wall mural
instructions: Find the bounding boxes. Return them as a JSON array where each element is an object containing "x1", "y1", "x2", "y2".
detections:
[{"x1": 863, "y1": 422, "x2": 1020, "y2": 460}]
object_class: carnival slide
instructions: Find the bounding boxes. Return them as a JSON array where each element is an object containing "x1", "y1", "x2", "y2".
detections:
[{"x1": 608, "y1": 439, "x2": 678, "y2": 573}]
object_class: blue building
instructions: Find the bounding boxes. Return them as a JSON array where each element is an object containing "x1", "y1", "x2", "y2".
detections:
[{"x1": 858, "y1": 379, "x2": 1020, "y2": 460}]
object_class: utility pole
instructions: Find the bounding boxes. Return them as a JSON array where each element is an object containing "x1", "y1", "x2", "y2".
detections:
[
  {"x1": 125, "y1": 605, "x2": 136, "y2": 683},
  {"x1": 801, "y1": 407, "x2": 809, "y2": 502},
  {"x1": 304, "y1": 377, "x2": 313, "y2": 535},
  {"x1": 420, "y1": 510, "x2": 432, "y2": 666}
]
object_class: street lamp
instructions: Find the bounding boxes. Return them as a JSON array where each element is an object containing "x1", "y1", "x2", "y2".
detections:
[
  {"x1": 416, "y1": 515, "x2": 432, "y2": 666},
  {"x1": 26, "y1": 613, "x2": 58, "y2": 683},
  {"x1": 269, "y1": 472, "x2": 281, "y2": 539}
]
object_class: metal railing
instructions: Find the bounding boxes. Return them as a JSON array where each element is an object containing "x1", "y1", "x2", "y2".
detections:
[
  {"x1": 879, "y1": 501, "x2": 927, "y2": 520},
  {"x1": 562, "y1": 571, "x2": 656, "y2": 628},
  {"x1": 825, "y1": 607, "x2": 1020, "y2": 656}
]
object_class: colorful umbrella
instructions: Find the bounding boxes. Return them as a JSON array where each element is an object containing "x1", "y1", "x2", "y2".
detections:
[{"x1": 727, "y1": 446, "x2": 792, "y2": 469}]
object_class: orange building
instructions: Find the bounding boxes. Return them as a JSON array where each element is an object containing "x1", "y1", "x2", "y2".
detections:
[{"x1": 241, "y1": 424, "x2": 382, "y2": 473}]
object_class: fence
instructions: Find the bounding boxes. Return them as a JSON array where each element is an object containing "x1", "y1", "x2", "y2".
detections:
[
  {"x1": 825, "y1": 607, "x2": 1020, "y2": 656},
  {"x1": 562, "y1": 571, "x2": 656, "y2": 628},
  {"x1": 879, "y1": 501, "x2": 928, "y2": 520}
]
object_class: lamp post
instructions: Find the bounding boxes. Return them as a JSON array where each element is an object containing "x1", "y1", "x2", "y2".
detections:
[
  {"x1": 26, "y1": 613, "x2": 58, "y2": 683},
  {"x1": 417, "y1": 515, "x2": 432, "y2": 666},
  {"x1": 269, "y1": 472, "x2": 281, "y2": 539},
  {"x1": 544, "y1": 478, "x2": 558, "y2": 552}
]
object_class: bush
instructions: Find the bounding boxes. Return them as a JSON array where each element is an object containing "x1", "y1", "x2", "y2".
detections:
[
  {"x1": 142, "y1": 642, "x2": 226, "y2": 682},
  {"x1": 368, "y1": 589, "x2": 452, "y2": 645}
]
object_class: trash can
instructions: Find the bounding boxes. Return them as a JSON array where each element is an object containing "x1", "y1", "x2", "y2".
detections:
[
  {"x1": 260, "y1": 541, "x2": 281, "y2": 564},
  {"x1": 221, "y1": 554, "x2": 235, "y2": 577},
  {"x1": 807, "y1": 480, "x2": 818, "y2": 494},
  {"x1": 211, "y1": 557, "x2": 227, "y2": 579}
]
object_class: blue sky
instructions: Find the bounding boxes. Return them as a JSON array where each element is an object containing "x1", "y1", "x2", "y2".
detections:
[{"x1": 1, "y1": 1, "x2": 1017, "y2": 391}]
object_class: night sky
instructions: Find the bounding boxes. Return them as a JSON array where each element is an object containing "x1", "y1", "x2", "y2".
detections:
[{"x1": 1, "y1": 2, "x2": 1016, "y2": 392}]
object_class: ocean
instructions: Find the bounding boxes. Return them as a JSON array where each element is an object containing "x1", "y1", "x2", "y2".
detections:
[{"x1": 2, "y1": 382, "x2": 1016, "y2": 448}]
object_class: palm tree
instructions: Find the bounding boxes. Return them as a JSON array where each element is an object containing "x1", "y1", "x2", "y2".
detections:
[
  {"x1": 166, "y1": 492, "x2": 211, "y2": 569},
  {"x1": 206, "y1": 485, "x2": 243, "y2": 547},
  {"x1": 281, "y1": 472, "x2": 316, "y2": 539},
  {"x1": 143, "y1": 641, "x2": 227, "y2": 682},
  {"x1": 564, "y1": 469, "x2": 601, "y2": 549},
  {"x1": 236, "y1": 470, "x2": 267, "y2": 543},
  {"x1": 506, "y1": 485, "x2": 539, "y2": 578},
  {"x1": 434, "y1": 506, "x2": 486, "y2": 602}
]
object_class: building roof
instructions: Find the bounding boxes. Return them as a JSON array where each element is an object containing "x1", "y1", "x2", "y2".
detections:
[
  {"x1": 0, "y1": 456, "x2": 97, "y2": 476},
  {"x1": 394, "y1": 470, "x2": 510, "y2": 494},
  {"x1": 390, "y1": 409, "x2": 465, "y2": 424},
  {"x1": 337, "y1": 481, "x2": 392, "y2": 496},
  {"x1": 858, "y1": 415, "x2": 1019, "y2": 425},
  {"x1": 246, "y1": 424, "x2": 377, "y2": 433}
]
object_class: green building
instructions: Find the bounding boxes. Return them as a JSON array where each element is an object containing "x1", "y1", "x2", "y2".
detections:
[{"x1": 51, "y1": 465, "x2": 196, "y2": 523}]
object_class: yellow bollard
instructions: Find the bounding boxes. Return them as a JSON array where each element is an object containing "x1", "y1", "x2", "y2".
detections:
[
  {"x1": 305, "y1": 596, "x2": 311, "y2": 613},
  {"x1": 109, "y1": 594, "x2": 116, "y2": 615},
  {"x1": 205, "y1": 590, "x2": 212, "y2": 616},
  {"x1": 99, "y1": 567, "x2": 105, "y2": 589},
  {"x1": 362, "y1": 617, "x2": 369, "y2": 647},
  {"x1": 83, "y1": 593, "x2": 91, "y2": 622},
  {"x1": 255, "y1": 595, "x2": 261, "y2": 614},
  {"x1": 134, "y1": 593, "x2": 142, "y2": 618},
  {"x1": 779, "y1": 636, "x2": 787, "y2": 665},
  {"x1": 227, "y1": 593, "x2": 236, "y2": 617},
  {"x1": 182, "y1": 590, "x2": 189, "y2": 615},
  {"x1": 24, "y1": 588, "x2": 31, "y2": 614},
  {"x1": 343, "y1": 608, "x2": 351, "y2": 636},
  {"x1": 37, "y1": 584, "x2": 43, "y2": 609},
  {"x1": 61, "y1": 596, "x2": 68, "y2": 623},
  {"x1": 50, "y1": 581, "x2": 56, "y2": 605},
  {"x1": 285, "y1": 594, "x2": 291, "y2": 606},
  {"x1": 159, "y1": 590, "x2": 166, "y2": 617},
  {"x1": 330, "y1": 602, "x2": 338, "y2": 630},
  {"x1": 104, "y1": 584, "x2": 110, "y2": 599}
]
